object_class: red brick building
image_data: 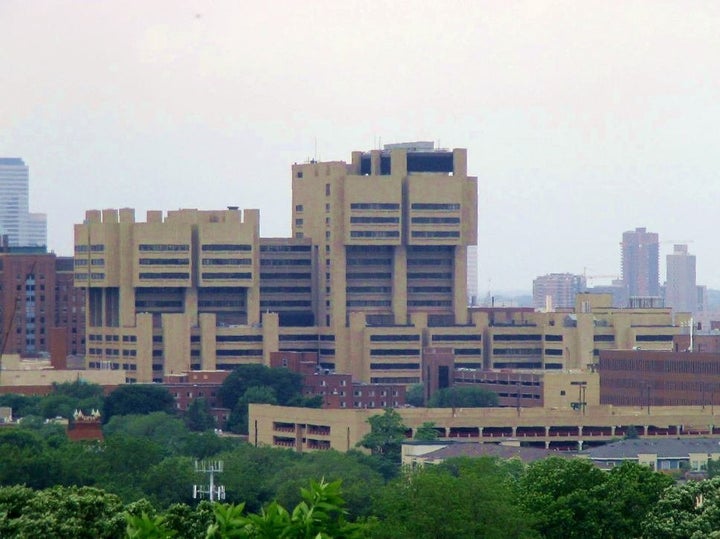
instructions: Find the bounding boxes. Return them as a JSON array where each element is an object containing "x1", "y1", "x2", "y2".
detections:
[
  {"x1": 163, "y1": 371, "x2": 231, "y2": 426},
  {"x1": 599, "y1": 348, "x2": 720, "y2": 407},
  {"x1": 269, "y1": 351, "x2": 406, "y2": 409},
  {"x1": 0, "y1": 252, "x2": 85, "y2": 358}
]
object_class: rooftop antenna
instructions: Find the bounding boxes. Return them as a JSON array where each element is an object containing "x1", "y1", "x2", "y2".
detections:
[
  {"x1": 314, "y1": 137, "x2": 318, "y2": 162},
  {"x1": 193, "y1": 460, "x2": 225, "y2": 501}
]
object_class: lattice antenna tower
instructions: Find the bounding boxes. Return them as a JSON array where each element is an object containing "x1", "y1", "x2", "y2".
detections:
[{"x1": 193, "y1": 460, "x2": 225, "y2": 501}]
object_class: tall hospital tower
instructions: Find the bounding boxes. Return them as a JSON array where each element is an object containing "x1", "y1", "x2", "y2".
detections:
[{"x1": 75, "y1": 143, "x2": 479, "y2": 383}]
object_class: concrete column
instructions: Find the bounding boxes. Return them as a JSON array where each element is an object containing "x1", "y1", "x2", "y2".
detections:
[
  {"x1": 199, "y1": 313, "x2": 217, "y2": 370},
  {"x1": 393, "y1": 246, "x2": 407, "y2": 325},
  {"x1": 262, "y1": 312, "x2": 280, "y2": 366},
  {"x1": 453, "y1": 246, "x2": 468, "y2": 325}
]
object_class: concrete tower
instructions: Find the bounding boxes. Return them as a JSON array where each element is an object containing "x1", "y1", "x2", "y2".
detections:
[{"x1": 665, "y1": 244, "x2": 697, "y2": 314}]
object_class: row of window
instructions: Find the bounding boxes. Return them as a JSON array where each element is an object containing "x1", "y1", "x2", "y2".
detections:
[
  {"x1": 433, "y1": 334, "x2": 482, "y2": 341},
  {"x1": 139, "y1": 258, "x2": 189, "y2": 265},
  {"x1": 73, "y1": 272, "x2": 105, "y2": 280},
  {"x1": 350, "y1": 216, "x2": 400, "y2": 224},
  {"x1": 408, "y1": 272, "x2": 452, "y2": 279},
  {"x1": 411, "y1": 203, "x2": 460, "y2": 210},
  {"x1": 350, "y1": 203, "x2": 400, "y2": 210},
  {"x1": 202, "y1": 272, "x2": 252, "y2": 279},
  {"x1": 75, "y1": 244, "x2": 105, "y2": 252},
  {"x1": 260, "y1": 244, "x2": 311, "y2": 252},
  {"x1": 203, "y1": 258, "x2": 252, "y2": 265},
  {"x1": 261, "y1": 273, "x2": 311, "y2": 279},
  {"x1": 370, "y1": 348, "x2": 420, "y2": 356},
  {"x1": 370, "y1": 363, "x2": 420, "y2": 370},
  {"x1": 411, "y1": 231, "x2": 460, "y2": 238},
  {"x1": 260, "y1": 300, "x2": 312, "y2": 307},
  {"x1": 202, "y1": 244, "x2": 252, "y2": 251},
  {"x1": 370, "y1": 334, "x2": 420, "y2": 342},
  {"x1": 139, "y1": 244, "x2": 189, "y2": 252},
  {"x1": 408, "y1": 300, "x2": 452, "y2": 306},
  {"x1": 260, "y1": 259, "x2": 311, "y2": 266},
  {"x1": 350, "y1": 231, "x2": 400, "y2": 238},
  {"x1": 411, "y1": 217, "x2": 460, "y2": 224},
  {"x1": 347, "y1": 300, "x2": 392, "y2": 307},
  {"x1": 347, "y1": 258, "x2": 392, "y2": 266},
  {"x1": 260, "y1": 286, "x2": 312, "y2": 293},
  {"x1": 347, "y1": 286, "x2": 392, "y2": 293}
]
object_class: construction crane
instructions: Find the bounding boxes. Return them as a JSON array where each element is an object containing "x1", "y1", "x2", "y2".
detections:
[{"x1": 582, "y1": 267, "x2": 620, "y2": 282}]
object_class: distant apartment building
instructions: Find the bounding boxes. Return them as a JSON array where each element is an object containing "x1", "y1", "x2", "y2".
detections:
[
  {"x1": 532, "y1": 273, "x2": 586, "y2": 310},
  {"x1": 0, "y1": 158, "x2": 46, "y2": 247},
  {"x1": 0, "y1": 252, "x2": 85, "y2": 357},
  {"x1": 664, "y1": 244, "x2": 697, "y2": 314},
  {"x1": 621, "y1": 227, "x2": 659, "y2": 298}
]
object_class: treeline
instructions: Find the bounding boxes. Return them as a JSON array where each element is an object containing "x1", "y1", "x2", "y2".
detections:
[{"x1": 3, "y1": 440, "x2": 720, "y2": 538}]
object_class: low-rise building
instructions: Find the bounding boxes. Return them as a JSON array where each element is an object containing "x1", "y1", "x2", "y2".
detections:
[
  {"x1": 582, "y1": 438, "x2": 720, "y2": 472},
  {"x1": 249, "y1": 403, "x2": 720, "y2": 453}
]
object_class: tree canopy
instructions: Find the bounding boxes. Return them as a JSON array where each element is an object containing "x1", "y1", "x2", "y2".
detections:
[
  {"x1": 427, "y1": 386, "x2": 498, "y2": 407},
  {"x1": 102, "y1": 385, "x2": 175, "y2": 423}
]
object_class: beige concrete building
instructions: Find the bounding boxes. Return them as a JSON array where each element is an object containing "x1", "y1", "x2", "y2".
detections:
[
  {"x1": 73, "y1": 147, "x2": 683, "y2": 384},
  {"x1": 249, "y1": 402, "x2": 720, "y2": 453}
]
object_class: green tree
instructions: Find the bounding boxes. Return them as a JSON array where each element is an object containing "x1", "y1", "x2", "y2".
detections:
[
  {"x1": 217, "y1": 444, "x2": 300, "y2": 511},
  {"x1": 357, "y1": 408, "x2": 407, "y2": 465},
  {"x1": 427, "y1": 386, "x2": 498, "y2": 408},
  {"x1": 642, "y1": 476, "x2": 720, "y2": 539},
  {"x1": 7, "y1": 485, "x2": 126, "y2": 538},
  {"x1": 184, "y1": 397, "x2": 216, "y2": 432},
  {"x1": 518, "y1": 457, "x2": 608, "y2": 539},
  {"x1": 141, "y1": 457, "x2": 197, "y2": 509},
  {"x1": 206, "y1": 479, "x2": 368, "y2": 539},
  {"x1": 597, "y1": 461, "x2": 674, "y2": 538},
  {"x1": 0, "y1": 393, "x2": 41, "y2": 418},
  {"x1": 413, "y1": 422, "x2": 439, "y2": 441},
  {"x1": 406, "y1": 384, "x2": 425, "y2": 407},
  {"x1": 708, "y1": 458, "x2": 720, "y2": 478},
  {"x1": 227, "y1": 386, "x2": 278, "y2": 434},
  {"x1": 268, "y1": 450, "x2": 384, "y2": 519},
  {"x1": 218, "y1": 364, "x2": 303, "y2": 409},
  {"x1": 103, "y1": 385, "x2": 175, "y2": 423},
  {"x1": 372, "y1": 457, "x2": 531, "y2": 538}
]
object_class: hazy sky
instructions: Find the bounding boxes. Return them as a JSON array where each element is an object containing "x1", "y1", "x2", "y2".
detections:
[{"x1": 2, "y1": 1, "x2": 719, "y2": 293}]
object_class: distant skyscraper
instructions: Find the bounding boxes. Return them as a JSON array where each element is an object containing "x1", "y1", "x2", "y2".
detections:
[
  {"x1": 0, "y1": 158, "x2": 47, "y2": 247},
  {"x1": 621, "y1": 227, "x2": 659, "y2": 298},
  {"x1": 532, "y1": 273, "x2": 586, "y2": 310},
  {"x1": 665, "y1": 244, "x2": 697, "y2": 314}
]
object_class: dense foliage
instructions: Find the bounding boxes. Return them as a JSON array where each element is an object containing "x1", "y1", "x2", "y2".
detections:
[
  {"x1": 3, "y1": 383, "x2": 719, "y2": 538},
  {"x1": 427, "y1": 386, "x2": 499, "y2": 407},
  {"x1": 218, "y1": 364, "x2": 322, "y2": 434}
]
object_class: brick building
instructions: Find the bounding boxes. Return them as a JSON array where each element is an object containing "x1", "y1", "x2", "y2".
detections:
[{"x1": 0, "y1": 252, "x2": 85, "y2": 358}]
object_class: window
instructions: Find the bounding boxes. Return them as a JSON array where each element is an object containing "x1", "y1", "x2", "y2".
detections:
[
  {"x1": 325, "y1": 183, "x2": 331, "y2": 196},
  {"x1": 411, "y1": 203, "x2": 460, "y2": 210},
  {"x1": 295, "y1": 204, "x2": 304, "y2": 211},
  {"x1": 296, "y1": 218, "x2": 303, "y2": 226}
]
